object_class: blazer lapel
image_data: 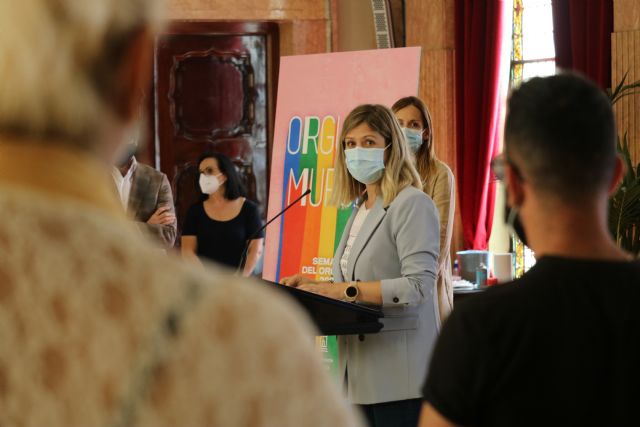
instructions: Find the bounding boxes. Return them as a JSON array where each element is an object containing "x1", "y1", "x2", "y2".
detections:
[
  {"x1": 332, "y1": 208, "x2": 357, "y2": 283},
  {"x1": 127, "y1": 168, "x2": 150, "y2": 219},
  {"x1": 345, "y1": 198, "x2": 386, "y2": 281}
]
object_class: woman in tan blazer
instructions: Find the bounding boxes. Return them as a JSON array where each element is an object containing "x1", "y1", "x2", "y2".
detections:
[{"x1": 393, "y1": 97, "x2": 455, "y2": 323}]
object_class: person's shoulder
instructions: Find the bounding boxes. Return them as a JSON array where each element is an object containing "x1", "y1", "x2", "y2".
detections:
[
  {"x1": 186, "y1": 200, "x2": 204, "y2": 215},
  {"x1": 91, "y1": 209, "x2": 300, "y2": 327},
  {"x1": 0, "y1": 186, "x2": 355, "y2": 426},
  {"x1": 241, "y1": 198, "x2": 259, "y2": 210},
  {"x1": 451, "y1": 265, "x2": 549, "y2": 325},
  {"x1": 98, "y1": 225, "x2": 336, "y2": 422},
  {"x1": 440, "y1": 283, "x2": 525, "y2": 349},
  {"x1": 433, "y1": 159, "x2": 454, "y2": 178},
  {"x1": 422, "y1": 159, "x2": 453, "y2": 193},
  {"x1": 457, "y1": 281, "x2": 528, "y2": 311},
  {"x1": 390, "y1": 185, "x2": 436, "y2": 215},
  {"x1": 134, "y1": 263, "x2": 356, "y2": 425},
  {"x1": 240, "y1": 198, "x2": 262, "y2": 216},
  {"x1": 394, "y1": 185, "x2": 429, "y2": 203},
  {"x1": 135, "y1": 162, "x2": 165, "y2": 179},
  {"x1": 134, "y1": 163, "x2": 169, "y2": 190},
  {"x1": 188, "y1": 269, "x2": 315, "y2": 334}
]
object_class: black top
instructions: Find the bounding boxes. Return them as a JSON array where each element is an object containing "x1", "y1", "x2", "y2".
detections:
[
  {"x1": 423, "y1": 256, "x2": 640, "y2": 427},
  {"x1": 182, "y1": 199, "x2": 264, "y2": 268}
]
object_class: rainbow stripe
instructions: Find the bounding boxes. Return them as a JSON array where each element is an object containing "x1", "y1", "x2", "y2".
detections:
[{"x1": 275, "y1": 115, "x2": 353, "y2": 282}]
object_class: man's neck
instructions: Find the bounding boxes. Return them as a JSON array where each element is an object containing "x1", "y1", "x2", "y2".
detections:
[
  {"x1": 117, "y1": 157, "x2": 134, "y2": 177},
  {"x1": 523, "y1": 198, "x2": 630, "y2": 261}
]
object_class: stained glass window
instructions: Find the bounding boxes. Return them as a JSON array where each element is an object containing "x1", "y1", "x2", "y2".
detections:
[
  {"x1": 512, "y1": 0, "x2": 555, "y2": 85},
  {"x1": 510, "y1": 0, "x2": 555, "y2": 277}
]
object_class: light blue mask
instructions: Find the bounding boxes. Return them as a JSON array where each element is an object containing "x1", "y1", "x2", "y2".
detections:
[
  {"x1": 403, "y1": 127, "x2": 423, "y2": 153},
  {"x1": 345, "y1": 147, "x2": 387, "y2": 184}
]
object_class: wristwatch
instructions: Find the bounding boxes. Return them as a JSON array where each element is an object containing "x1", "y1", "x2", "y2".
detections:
[{"x1": 344, "y1": 281, "x2": 359, "y2": 302}]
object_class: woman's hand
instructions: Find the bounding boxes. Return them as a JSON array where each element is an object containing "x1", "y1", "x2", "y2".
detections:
[
  {"x1": 280, "y1": 274, "x2": 317, "y2": 287},
  {"x1": 281, "y1": 275, "x2": 346, "y2": 300},
  {"x1": 298, "y1": 283, "x2": 344, "y2": 300}
]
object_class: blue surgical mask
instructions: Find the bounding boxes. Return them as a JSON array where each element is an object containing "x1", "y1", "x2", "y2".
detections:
[
  {"x1": 345, "y1": 146, "x2": 388, "y2": 184},
  {"x1": 402, "y1": 127, "x2": 423, "y2": 153}
]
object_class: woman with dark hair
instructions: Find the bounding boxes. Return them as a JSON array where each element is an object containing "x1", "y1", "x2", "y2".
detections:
[
  {"x1": 181, "y1": 152, "x2": 264, "y2": 275},
  {"x1": 392, "y1": 96, "x2": 455, "y2": 322}
]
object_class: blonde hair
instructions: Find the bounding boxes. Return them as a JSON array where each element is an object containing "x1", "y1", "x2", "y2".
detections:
[
  {"x1": 391, "y1": 96, "x2": 437, "y2": 181},
  {"x1": 0, "y1": 0, "x2": 164, "y2": 148},
  {"x1": 330, "y1": 104, "x2": 421, "y2": 207}
]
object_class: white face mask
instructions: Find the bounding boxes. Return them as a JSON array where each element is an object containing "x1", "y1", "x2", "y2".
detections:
[
  {"x1": 344, "y1": 146, "x2": 389, "y2": 184},
  {"x1": 402, "y1": 127, "x2": 424, "y2": 153},
  {"x1": 199, "y1": 173, "x2": 222, "y2": 195}
]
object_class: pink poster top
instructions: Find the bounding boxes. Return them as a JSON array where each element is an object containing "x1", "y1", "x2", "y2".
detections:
[{"x1": 263, "y1": 47, "x2": 421, "y2": 282}]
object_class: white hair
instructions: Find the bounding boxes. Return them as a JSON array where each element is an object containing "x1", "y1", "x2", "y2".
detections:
[{"x1": 0, "y1": 0, "x2": 164, "y2": 148}]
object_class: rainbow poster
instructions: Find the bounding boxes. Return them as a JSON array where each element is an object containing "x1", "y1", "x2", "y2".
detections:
[{"x1": 263, "y1": 48, "x2": 421, "y2": 285}]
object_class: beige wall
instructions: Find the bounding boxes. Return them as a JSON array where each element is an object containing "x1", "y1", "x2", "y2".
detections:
[
  {"x1": 166, "y1": 0, "x2": 329, "y2": 56},
  {"x1": 336, "y1": 0, "x2": 377, "y2": 51},
  {"x1": 613, "y1": 0, "x2": 640, "y2": 164},
  {"x1": 405, "y1": 0, "x2": 462, "y2": 255},
  {"x1": 405, "y1": 0, "x2": 456, "y2": 187},
  {"x1": 167, "y1": 0, "x2": 326, "y2": 20}
]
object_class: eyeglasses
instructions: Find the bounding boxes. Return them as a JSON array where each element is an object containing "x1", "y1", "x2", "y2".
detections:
[
  {"x1": 490, "y1": 155, "x2": 506, "y2": 181},
  {"x1": 490, "y1": 154, "x2": 523, "y2": 182}
]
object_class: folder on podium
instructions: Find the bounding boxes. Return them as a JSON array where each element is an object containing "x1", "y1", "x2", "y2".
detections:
[{"x1": 263, "y1": 280, "x2": 384, "y2": 335}]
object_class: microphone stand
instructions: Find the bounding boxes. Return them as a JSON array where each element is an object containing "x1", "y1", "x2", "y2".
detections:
[{"x1": 236, "y1": 189, "x2": 311, "y2": 276}]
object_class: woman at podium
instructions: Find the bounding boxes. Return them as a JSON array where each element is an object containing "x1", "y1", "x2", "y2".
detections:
[{"x1": 282, "y1": 104, "x2": 440, "y2": 427}]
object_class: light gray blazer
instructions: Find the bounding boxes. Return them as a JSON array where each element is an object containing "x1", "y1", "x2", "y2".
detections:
[{"x1": 332, "y1": 185, "x2": 440, "y2": 405}]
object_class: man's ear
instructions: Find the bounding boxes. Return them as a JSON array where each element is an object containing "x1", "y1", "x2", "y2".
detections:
[
  {"x1": 113, "y1": 28, "x2": 153, "y2": 123},
  {"x1": 608, "y1": 154, "x2": 625, "y2": 196},
  {"x1": 505, "y1": 163, "x2": 525, "y2": 208}
]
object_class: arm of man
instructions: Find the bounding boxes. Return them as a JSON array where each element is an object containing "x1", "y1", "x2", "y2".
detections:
[{"x1": 137, "y1": 174, "x2": 177, "y2": 248}]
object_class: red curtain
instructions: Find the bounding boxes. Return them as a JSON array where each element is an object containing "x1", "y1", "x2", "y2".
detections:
[
  {"x1": 455, "y1": 0, "x2": 505, "y2": 250},
  {"x1": 551, "y1": 0, "x2": 613, "y2": 90}
]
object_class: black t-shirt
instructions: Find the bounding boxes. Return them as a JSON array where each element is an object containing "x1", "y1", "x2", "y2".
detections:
[
  {"x1": 423, "y1": 256, "x2": 640, "y2": 427},
  {"x1": 182, "y1": 199, "x2": 264, "y2": 268}
]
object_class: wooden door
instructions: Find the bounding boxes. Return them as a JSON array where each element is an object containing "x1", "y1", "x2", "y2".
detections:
[{"x1": 155, "y1": 21, "x2": 279, "y2": 237}]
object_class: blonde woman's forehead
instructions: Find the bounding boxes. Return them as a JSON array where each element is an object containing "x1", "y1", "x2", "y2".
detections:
[{"x1": 344, "y1": 122, "x2": 384, "y2": 140}]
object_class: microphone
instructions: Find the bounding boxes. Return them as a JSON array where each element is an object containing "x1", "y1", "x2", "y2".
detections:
[{"x1": 236, "y1": 188, "x2": 311, "y2": 275}]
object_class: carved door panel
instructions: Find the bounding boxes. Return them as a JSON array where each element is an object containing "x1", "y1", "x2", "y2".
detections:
[{"x1": 155, "y1": 22, "x2": 278, "y2": 238}]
